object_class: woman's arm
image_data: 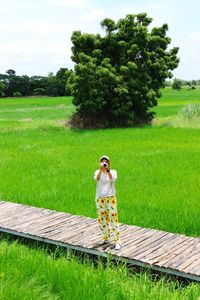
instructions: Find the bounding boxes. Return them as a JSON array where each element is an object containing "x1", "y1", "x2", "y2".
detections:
[
  {"x1": 109, "y1": 170, "x2": 117, "y2": 182},
  {"x1": 107, "y1": 169, "x2": 112, "y2": 180},
  {"x1": 94, "y1": 166, "x2": 104, "y2": 181},
  {"x1": 93, "y1": 170, "x2": 99, "y2": 181},
  {"x1": 96, "y1": 169, "x2": 102, "y2": 180}
]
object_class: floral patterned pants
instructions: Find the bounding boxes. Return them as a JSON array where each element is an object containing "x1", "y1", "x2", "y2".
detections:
[{"x1": 95, "y1": 195, "x2": 121, "y2": 243}]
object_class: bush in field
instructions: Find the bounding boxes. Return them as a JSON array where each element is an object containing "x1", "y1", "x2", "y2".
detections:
[
  {"x1": 67, "y1": 13, "x2": 179, "y2": 128},
  {"x1": 33, "y1": 88, "x2": 46, "y2": 96},
  {"x1": 13, "y1": 91, "x2": 22, "y2": 97},
  {"x1": 172, "y1": 78, "x2": 182, "y2": 90},
  {"x1": 177, "y1": 104, "x2": 200, "y2": 121}
]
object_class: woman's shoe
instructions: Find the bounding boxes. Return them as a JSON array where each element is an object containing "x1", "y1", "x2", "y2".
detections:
[
  {"x1": 115, "y1": 241, "x2": 122, "y2": 250},
  {"x1": 97, "y1": 239, "x2": 109, "y2": 246}
]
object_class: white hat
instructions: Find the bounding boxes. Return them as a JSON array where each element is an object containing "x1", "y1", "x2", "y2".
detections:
[{"x1": 100, "y1": 155, "x2": 110, "y2": 162}]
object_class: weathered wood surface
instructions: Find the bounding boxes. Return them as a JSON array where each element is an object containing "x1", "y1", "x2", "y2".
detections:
[{"x1": 1, "y1": 200, "x2": 200, "y2": 281}]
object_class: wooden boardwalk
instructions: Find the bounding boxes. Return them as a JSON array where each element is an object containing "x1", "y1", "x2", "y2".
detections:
[{"x1": 1, "y1": 200, "x2": 200, "y2": 282}]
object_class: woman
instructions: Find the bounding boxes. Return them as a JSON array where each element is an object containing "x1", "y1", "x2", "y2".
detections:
[{"x1": 93, "y1": 155, "x2": 122, "y2": 250}]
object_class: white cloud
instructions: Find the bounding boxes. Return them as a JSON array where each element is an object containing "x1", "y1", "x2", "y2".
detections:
[
  {"x1": 45, "y1": 0, "x2": 90, "y2": 8},
  {"x1": 0, "y1": 30, "x2": 33, "y2": 42},
  {"x1": 115, "y1": 0, "x2": 179, "y2": 28},
  {"x1": 0, "y1": 23, "x2": 78, "y2": 37},
  {"x1": 172, "y1": 31, "x2": 200, "y2": 80},
  {"x1": 80, "y1": 9, "x2": 105, "y2": 21},
  {"x1": 188, "y1": 32, "x2": 200, "y2": 42},
  {"x1": 0, "y1": 22, "x2": 74, "y2": 76},
  {"x1": 0, "y1": 0, "x2": 200, "y2": 79}
]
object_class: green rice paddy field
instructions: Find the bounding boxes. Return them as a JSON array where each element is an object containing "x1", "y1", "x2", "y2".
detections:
[{"x1": 0, "y1": 87, "x2": 200, "y2": 299}]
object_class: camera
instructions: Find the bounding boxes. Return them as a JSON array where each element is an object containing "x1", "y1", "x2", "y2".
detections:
[{"x1": 101, "y1": 162, "x2": 108, "y2": 168}]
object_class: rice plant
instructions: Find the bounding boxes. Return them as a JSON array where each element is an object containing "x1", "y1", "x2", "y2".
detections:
[{"x1": 177, "y1": 103, "x2": 200, "y2": 122}]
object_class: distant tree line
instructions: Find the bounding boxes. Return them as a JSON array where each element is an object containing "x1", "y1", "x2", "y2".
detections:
[
  {"x1": 0, "y1": 68, "x2": 73, "y2": 97},
  {"x1": 165, "y1": 78, "x2": 200, "y2": 90}
]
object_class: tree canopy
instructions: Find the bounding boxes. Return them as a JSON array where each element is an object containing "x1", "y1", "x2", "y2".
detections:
[{"x1": 67, "y1": 13, "x2": 179, "y2": 128}]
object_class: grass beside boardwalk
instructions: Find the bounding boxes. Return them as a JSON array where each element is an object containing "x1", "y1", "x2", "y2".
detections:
[
  {"x1": 1, "y1": 235, "x2": 200, "y2": 300},
  {"x1": 0, "y1": 88, "x2": 200, "y2": 299}
]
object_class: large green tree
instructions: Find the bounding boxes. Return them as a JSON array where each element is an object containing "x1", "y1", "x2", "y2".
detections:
[{"x1": 67, "y1": 13, "x2": 179, "y2": 127}]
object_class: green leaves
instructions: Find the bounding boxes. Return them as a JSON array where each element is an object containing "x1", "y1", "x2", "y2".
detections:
[
  {"x1": 67, "y1": 13, "x2": 179, "y2": 127},
  {"x1": 100, "y1": 18, "x2": 116, "y2": 34}
]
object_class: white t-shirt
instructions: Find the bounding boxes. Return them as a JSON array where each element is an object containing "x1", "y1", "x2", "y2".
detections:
[{"x1": 93, "y1": 169, "x2": 117, "y2": 198}]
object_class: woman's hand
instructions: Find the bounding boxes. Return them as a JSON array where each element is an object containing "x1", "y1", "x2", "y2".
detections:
[
  {"x1": 100, "y1": 163, "x2": 108, "y2": 171},
  {"x1": 100, "y1": 163, "x2": 104, "y2": 171},
  {"x1": 97, "y1": 163, "x2": 111, "y2": 180},
  {"x1": 97, "y1": 164, "x2": 104, "y2": 180}
]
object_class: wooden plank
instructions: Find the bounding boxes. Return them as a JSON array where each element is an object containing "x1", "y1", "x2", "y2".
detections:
[
  {"x1": 0, "y1": 203, "x2": 30, "y2": 216},
  {"x1": 46, "y1": 221, "x2": 95, "y2": 241},
  {"x1": 152, "y1": 237, "x2": 193, "y2": 262},
  {"x1": 116, "y1": 229, "x2": 166, "y2": 257},
  {"x1": 13, "y1": 210, "x2": 71, "y2": 229},
  {"x1": 53, "y1": 227, "x2": 96, "y2": 244},
  {"x1": 129, "y1": 230, "x2": 170, "y2": 251},
  {"x1": 171, "y1": 242, "x2": 200, "y2": 272},
  {"x1": 85, "y1": 233, "x2": 108, "y2": 248},
  {"x1": 42, "y1": 218, "x2": 88, "y2": 237},
  {"x1": 35, "y1": 218, "x2": 87, "y2": 238},
  {"x1": 189, "y1": 261, "x2": 200, "y2": 276},
  {"x1": 0, "y1": 206, "x2": 47, "y2": 225},
  {"x1": 158, "y1": 236, "x2": 195, "y2": 263},
  {"x1": 1, "y1": 200, "x2": 200, "y2": 282},
  {"x1": 44, "y1": 217, "x2": 98, "y2": 234},
  {"x1": 118, "y1": 228, "x2": 151, "y2": 246},
  {"x1": 113, "y1": 230, "x2": 149, "y2": 253},
  {"x1": 35, "y1": 215, "x2": 90, "y2": 234},
  {"x1": 125, "y1": 231, "x2": 173, "y2": 259},
  {"x1": 90, "y1": 225, "x2": 146, "y2": 250},
  {"x1": 163, "y1": 239, "x2": 200, "y2": 270},
  {"x1": 45, "y1": 226, "x2": 86, "y2": 242},
  {"x1": 117, "y1": 226, "x2": 145, "y2": 241},
  {"x1": 0, "y1": 203, "x2": 55, "y2": 219},
  {"x1": 141, "y1": 235, "x2": 188, "y2": 264},
  {"x1": 23, "y1": 213, "x2": 78, "y2": 234},
  {"x1": 0, "y1": 201, "x2": 20, "y2": 211},
  {"x1": 182, "y1": 254, "x2": 200, "y2": 274},
  {"x1": 122, "y1": 225, "x2": 147, "y2": 236},
  {"x1": 118, "y1": 233, "x2": 164, "y2": 257},
  {"x1": 0, "y1": 207, "x2": 39, "y2": 225},
  {"x1": 0, "y1": 202, "x2": 44, "y2": 216},
  {"x1": 63, "y1": 222, "x2": 100, "y2": 244},
  {"x1": 7, "y1": 210, "x2": 58, "y2": 231},
  {"x1": 84, "y1": 236, "x2": 104, "y2": 248},
  {"x1": 148, "y1": 237, "x2": 192, "y2": 266},
  {"x1": 132, "y1": 232, "x2": 176, "y2": 256},
  {"x1": 135, "y1": 234, "x2": 191, "y2": 262},
  {"x1": 77, "y1": 231, "x2": 106, "y2": 247}
]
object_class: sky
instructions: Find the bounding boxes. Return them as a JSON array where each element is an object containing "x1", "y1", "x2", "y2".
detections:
[{"x1": 0, "y1": 0, "x2": 200, "y2": 80}]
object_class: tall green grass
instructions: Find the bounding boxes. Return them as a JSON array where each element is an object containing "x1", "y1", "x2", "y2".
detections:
[
  {"x1": 0, "y1": 88, "x2": 200, "y2": 299},
  {"x1": 1, "y1": 235, "x2": 200, "y2": 300},
  {"x1": 0, "y1": 117, "x2": 199, "y2": 237}
]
